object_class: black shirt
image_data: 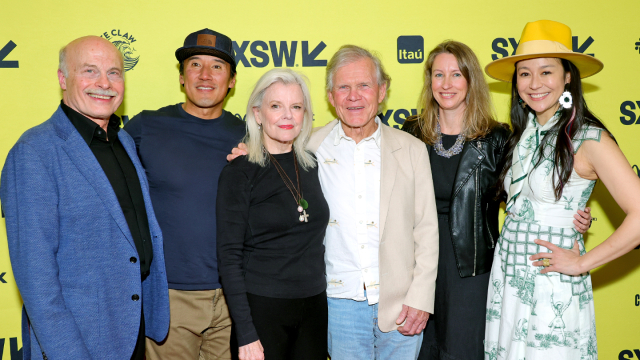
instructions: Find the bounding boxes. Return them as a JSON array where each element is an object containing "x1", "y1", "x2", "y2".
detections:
[
  {"x1": 61, "y1": 101, "x2": 153, "y2": 277},
  {"x1": 216, "y1": 151, "x2": 329, "y2": 346},
  {"x1": 430, "y1": 134, "x2": 463, "y2": 214}
]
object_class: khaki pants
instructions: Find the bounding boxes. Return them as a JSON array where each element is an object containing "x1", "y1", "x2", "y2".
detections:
[{"x1": 146, "y1": 288, "x2": 232, "y2": 360}]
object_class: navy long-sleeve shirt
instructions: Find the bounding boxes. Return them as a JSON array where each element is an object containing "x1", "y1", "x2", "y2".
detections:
[{"x1": 124, "y1": 104, "x2": 245, "y2": 290}]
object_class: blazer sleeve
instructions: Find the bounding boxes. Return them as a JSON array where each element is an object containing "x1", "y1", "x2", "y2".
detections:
[
  {"x1": 1, "y1": 142, "x2": 92, "y2": 359},
  {"x1": 403, "y1": 142, "x2": 439, "y2": 313}
]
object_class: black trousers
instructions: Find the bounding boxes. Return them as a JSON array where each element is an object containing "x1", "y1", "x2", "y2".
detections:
[{"x1": 246, "y1": 291, "x2": 328, "y2": 360}]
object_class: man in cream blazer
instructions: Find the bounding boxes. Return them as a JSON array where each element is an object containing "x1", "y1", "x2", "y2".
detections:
[{"x1": 311, "y1": 45, "x2": 437, "y2": 360}]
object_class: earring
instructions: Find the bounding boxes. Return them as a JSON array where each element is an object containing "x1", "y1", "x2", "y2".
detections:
[
  {"x1": 518, "y1": 97, "x2": 527, "y2": 109},
  {"x1": 257, "y1": 123, "x2": 262, "y2": 130},
  {"x1": 559, "y1": 91, "x2": 573, "y2": 109}
]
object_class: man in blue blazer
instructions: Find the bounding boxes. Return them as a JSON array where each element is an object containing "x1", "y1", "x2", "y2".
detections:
[{"x1": 0, "y1": 36, "x2": 170, "y2": 359}]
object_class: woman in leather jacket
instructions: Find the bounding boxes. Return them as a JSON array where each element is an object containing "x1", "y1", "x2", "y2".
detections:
[{"x1": 402, "y1": 40, "x2": 591, "y2": 360}]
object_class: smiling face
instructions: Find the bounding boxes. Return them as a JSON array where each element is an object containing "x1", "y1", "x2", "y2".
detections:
[
  {"x1": 180, "y1": 54, "x2": 236, "y2": 119},
  {"x1": 327, "y1": 58, "x2": 386, "y2": 132},
  {"x1": 58, "y1": 36, "x2": 124, "y2": 122},
  {"x1": 516, "y1": 57, "x2": 571, "y2": 124},
  {"x1": 431, "y1": 53, "x2": 468, "y2": 114},
  {"x1": 253, "y1": 82, "x2": 305, "y2": 154}
]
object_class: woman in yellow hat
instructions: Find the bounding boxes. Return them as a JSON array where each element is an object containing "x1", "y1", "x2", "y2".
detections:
[{"x1": 484, "y1": 20, "x2": 640, "y2": 359}]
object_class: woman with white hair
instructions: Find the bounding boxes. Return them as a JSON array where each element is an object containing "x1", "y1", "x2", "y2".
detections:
[{"x1": 217, "y1": 68, "x2": 329, "y2": 360}]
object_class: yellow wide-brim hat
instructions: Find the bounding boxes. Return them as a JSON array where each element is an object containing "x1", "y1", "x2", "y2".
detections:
[{"x1": 485, "y1": 20, "x2": 604, "y2": 82}]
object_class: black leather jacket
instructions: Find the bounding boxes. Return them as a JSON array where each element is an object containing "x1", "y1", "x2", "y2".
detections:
[{"x1": 402, "y1": 120, "x2": 510, "y2": 278}]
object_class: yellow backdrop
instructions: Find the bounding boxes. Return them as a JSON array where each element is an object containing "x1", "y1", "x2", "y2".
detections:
[{"x1": 1, "y1": 0, "x2": 639, "y2": 358}]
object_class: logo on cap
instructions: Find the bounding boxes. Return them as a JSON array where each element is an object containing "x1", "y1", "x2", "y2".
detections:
[
  {"x1": 100, "y1": 29, "x2": 140, "y2": 71},
  {"x1": 197, "y1": 34, "x2": 217, "y2": 47},
  {"x1": 397, "y1": 36, "x2": 424, "y2": 64}
]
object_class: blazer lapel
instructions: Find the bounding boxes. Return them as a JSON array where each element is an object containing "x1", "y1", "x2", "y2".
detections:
[
  {"x1": 451, "y1": 140, "x2": 484, "y2": 199},
  {"x1": 54, "y1": 110, "x2": 136, "y2": 250},
  {"x1": 379, "y1": 124, "x2": 400, "y2": 240}
]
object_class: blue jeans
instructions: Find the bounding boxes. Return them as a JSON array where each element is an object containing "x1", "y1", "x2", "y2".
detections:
[{"x1": 327, "y1": 295, "x2": 423, "y2": 360}]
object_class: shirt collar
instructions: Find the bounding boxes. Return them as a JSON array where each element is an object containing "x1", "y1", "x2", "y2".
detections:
[
  {"x1": 60, "y1": 100, "x2": 121, "y2": 146},
  {"x1": 333, "y1": 116, "x2": 382, "y2": 148}
]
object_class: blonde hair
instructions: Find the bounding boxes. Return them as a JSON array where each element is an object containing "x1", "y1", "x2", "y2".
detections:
[
  {"x1": 244, "y1": 68, "x2": 316, "y2": 169},
  {"x1": 412, "y1": 40, "x2": 498, "y2": 145}
]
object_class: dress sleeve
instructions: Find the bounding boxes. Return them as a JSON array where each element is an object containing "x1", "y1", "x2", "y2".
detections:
[{"x1": 216, "y1": 160, "x2": 260, "y2": 346}]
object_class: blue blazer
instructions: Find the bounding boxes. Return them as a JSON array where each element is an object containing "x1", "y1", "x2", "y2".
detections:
[{"x1": 1, "y1": 107, "x2": 170, "y2": 359}]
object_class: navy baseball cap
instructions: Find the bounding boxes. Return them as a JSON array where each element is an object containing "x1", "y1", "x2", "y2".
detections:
[{"x1": 175, "y1": 28, "x2": 236, "y2": 73}]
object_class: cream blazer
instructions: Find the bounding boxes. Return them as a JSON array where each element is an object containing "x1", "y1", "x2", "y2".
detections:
[{"x1": 307, "y1": 119, "x2": 439, "y2": 332}]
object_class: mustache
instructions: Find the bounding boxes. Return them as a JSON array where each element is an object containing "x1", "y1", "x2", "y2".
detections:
[{"x1": 85, "y1": 89, "x2": 119, "y2": 97}]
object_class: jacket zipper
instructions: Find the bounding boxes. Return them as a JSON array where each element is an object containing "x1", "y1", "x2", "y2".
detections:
[
  {"x1": 487, "y1": 202, "x2": 496, "y2": 248},
  {"x1": 473, "y1": 167, "x2": 478, "y2": 276}
]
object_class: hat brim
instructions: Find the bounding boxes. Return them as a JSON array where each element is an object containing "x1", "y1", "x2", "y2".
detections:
[
  {"x1": 485, "y1": 52, "x2": 603, "y2": 82},
  {"x1": 175, "y1": 47, "x2": 236, "y2": 72}
]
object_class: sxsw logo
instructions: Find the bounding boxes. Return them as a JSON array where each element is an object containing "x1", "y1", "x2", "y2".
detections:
[
  {"x1": 397, "y1": 36, "x2": 424, "y2": 64},
  {"x1": 0, "y1": 41, "x2": 19, "y2": 68},
  {"x1": 0, "y1": 272, "x2": 6, "y2": 283},
  {"x1": 0, "y1": 338, "x2": 22, "y2": 360},
  {"x1": 380, "y1": 108, "x2": 419, "y2": 128},
  {"x1": 620, "y1": 101, "x2": 640, "y2": 125},
  {"x1": 491, "y1": 36, "x2": 595, "y2": 60},
  {"x1": 620, "y1": 350, "x2": 640, "y2": 359},
  {"x1": 233, "y1": 41, "x2": 327, "y2": 68}
]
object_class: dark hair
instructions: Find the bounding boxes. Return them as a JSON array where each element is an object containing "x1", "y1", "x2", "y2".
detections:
[{"x1": 498, "y1": 58, "x2": 611, "y2": 200}]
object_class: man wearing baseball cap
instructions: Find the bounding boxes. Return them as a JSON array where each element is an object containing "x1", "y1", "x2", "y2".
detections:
[{"x1": 124, "y1": 28, "x2": 244, "y2": 359}]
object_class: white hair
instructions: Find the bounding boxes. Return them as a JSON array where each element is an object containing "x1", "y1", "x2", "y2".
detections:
[
  {"x1": 325, "y1": 45, "x2": 391, "y2": 111},
  {"x1": 244, "y1": 68, "x2": 316, "y2": 169}
]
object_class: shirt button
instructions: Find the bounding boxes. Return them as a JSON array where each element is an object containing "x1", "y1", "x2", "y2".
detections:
[
  {"x1": 130, "y1": 257, "x2": 137, "y2": 263},
  {"x1": 478, "y1": 155, "x2": 482, "y2": 159},
  {"x1": 131, "y1": 294, "x2": 140, "y2": 301},
  {"x1": 359, "y1": 220, "x2": 363, "y2": 224},
  {"x1": 358, "y1": 195, "x2": 362, "y2": 199},
  {"x1": 361, "y1": 245, "x2": 365, "y2": 249},
  {"x1": 364, "y1": 269, "x2": 368, "y2": 273}
]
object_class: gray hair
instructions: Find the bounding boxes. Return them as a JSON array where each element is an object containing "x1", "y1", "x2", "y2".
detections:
[
  {"x1": 59, "y1": 46, "x2": 70, "y2": 77},
  {"x1": 244, "y1": 68, "x2": 316, "y2": 170},
  {"x1": 58, "y1": 41, "x2": 125, "y2": 79},
  {"x1": 325, "y1": 45, "x2": 391, "y2": 111}
]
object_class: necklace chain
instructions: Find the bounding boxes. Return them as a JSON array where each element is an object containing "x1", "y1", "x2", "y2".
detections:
[
  {"x1": 434, "y1": 122, "x2": 465, "y2": 158},
  {"x1": 266, "y1": 149, "x2": 303, "y2": 204},
  {"x1": 266, "y1": 149, "x2": 309, "y2": 222}
]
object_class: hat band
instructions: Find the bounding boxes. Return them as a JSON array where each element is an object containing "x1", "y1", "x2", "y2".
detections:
[{"x1": 515, "y1": 40, "x2": 572, "y2": 56}]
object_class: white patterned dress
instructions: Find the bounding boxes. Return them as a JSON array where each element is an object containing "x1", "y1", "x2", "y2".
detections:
[{"x1": 484, "y1": 115, "x2": 601, "y2": 360}]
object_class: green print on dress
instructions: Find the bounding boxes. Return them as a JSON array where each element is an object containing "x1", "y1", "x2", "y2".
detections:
[
  {"x1": 578, "y1": 181, "x2": 596, "y2": 209},
  {"x1": 484, "y1": 124, "x2": 602, "y2": 360},
  {"x1": 516, "y1": 198, "x2": 537, "y2": 222}
]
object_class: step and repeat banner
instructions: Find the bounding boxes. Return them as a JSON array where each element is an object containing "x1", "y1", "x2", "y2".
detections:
[{"x1": 1, "y1": 0, "x2": 639, "y2": 358}]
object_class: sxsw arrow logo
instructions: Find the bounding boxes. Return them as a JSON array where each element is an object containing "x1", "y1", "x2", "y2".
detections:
[
  {"x1": 0, "y1": 272, "x2": 6, "y2": 283},
  {"x1": 233, "y1": 40, "x2": 327, "y2": 68},
  {"x1": 0, "y1": 41, "x2": 19, "y2": 68}
]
